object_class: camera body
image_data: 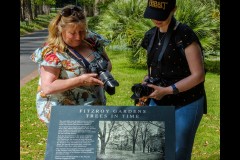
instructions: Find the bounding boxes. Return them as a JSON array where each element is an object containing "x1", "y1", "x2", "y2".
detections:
[
  {"x1": 131, "y1": 77, "x2": 163, "y2": 99},
  {"x1": 89, "y1": 57, "x2": 119, "y2": 95}
]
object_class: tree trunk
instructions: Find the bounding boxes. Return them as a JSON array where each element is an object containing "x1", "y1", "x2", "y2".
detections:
[
  {"x1": 22, "y1": 0, "x2": 33, "y2": 21},
  {"x1": 100, "y1": 139, "x2": 106, "y2": 154},
  {"x1": 27, "y1": 0, "x2": 33, "y2": 21},
  {"x1": 143, "y1": 141, "x2": 146, "y2": 153},
  {"x1": 22, "y1": 0, "x2": 27, "y2": 20},
  {"x1": 93, "y1": 0, "x2": 99, "y2": 16},
  {"x1": 20, "y1": 0, "x2": 24, "y2": 21},
  {"x1": 86, "y1": 5, "x2": 94, "y2": 17},
  {"x1": 43, "y1": 4, "x2": 50, "y2": 14},
  {"x1": 132, "y1": 142, "x2": 136, "y2": 154},
  {"x1": 33, "y1": 4, "x2": 38, "y2": 19}
]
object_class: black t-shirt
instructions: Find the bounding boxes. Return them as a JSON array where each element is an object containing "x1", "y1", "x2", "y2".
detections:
[{"x1": 141, "y1": 21, "x2": 205, "y2": 108}]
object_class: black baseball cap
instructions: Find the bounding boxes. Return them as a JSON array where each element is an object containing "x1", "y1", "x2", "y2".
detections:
[{"x1": 143, "y1": 0, "x2": 176, "y2": 21}]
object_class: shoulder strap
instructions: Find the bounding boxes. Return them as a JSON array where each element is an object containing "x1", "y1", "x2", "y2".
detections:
[
  {"x1": 147, "y1": 27, "x2": 158, "y2": 56},
  {"x1": 66, "y1": 48, "x2": 90, "y2": 69},
  {"x1": 157, "y1": 18, "x2": 179, "y2": 64},
  {"x1": 146, "y1": 18, "x2": 179, "y2": 77}
]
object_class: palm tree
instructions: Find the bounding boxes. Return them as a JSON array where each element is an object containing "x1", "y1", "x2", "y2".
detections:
[
  {"x1": 175, "y1": 0, "x2": 220, "y2": 54},
  {"x1": 96, "y1": 0, "x2": 220, "y2": 64}
]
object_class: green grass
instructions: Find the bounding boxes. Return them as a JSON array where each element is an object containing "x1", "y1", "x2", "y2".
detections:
[
  {"x1": 20, "y1": 48, "x2": 220, "y2": 160},
  {"x1": 192, "y1": 73, "x2": 220, "y2": 160},
  {"x1": 20, "y1": 78, "x2": 48, "y2": 160}
]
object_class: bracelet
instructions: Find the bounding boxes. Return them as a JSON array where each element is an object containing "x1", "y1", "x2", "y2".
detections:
[{"x1": 171, "y1": 84, "x2": 179, "y2": 95}]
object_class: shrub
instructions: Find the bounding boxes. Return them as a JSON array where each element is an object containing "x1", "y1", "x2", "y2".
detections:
[{"x1": 205, "y1": 59, "x2": 220, "y2": 75}]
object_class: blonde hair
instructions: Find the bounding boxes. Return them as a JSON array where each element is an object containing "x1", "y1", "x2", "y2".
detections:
[{"x1": 46, "y1": 5, "x2": 87, "y2": 53}]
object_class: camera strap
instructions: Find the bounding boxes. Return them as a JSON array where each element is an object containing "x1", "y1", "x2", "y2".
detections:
[
  {"x1": 157, "y1": 18, "x2": 178, "y2": 64},
  {"x1": 66, "y1": 47, "x2": 90, "y2": 69},
  {"x1": 147, "y1": 18, "x2": 179, "y2": 77}
]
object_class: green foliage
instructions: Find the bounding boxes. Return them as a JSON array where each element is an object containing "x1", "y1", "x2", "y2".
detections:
[
  {"x1": 78, "y1": 0, "x2": 94, "y2": 5},
  {"x1": 35, "y1": 0, "x2": 56, "y2": 5},
  {"x1": 20, "y1": 12, "x2": 56, "y2": 36},
  {"x1": 205, "y1": 59, "x2": 220, "y2": 75},
  {"x1": 95, "y1": 0, "x2": 149, "y2": 44},
  {"x1": 95, "y1": 0, "x2": 152, "y2": 64},
  {"x1": 20, "y1": 49, "x2": 219, "y2": 159},
  {"x1": 175, "y1": 0, "x2": 220, "y2": 53},
  {"x1": 87, "y1": 15, "x2": 100, "y2": 31},
  {"x1": 97, "y1": 0, "x2": 115, "y2": 13},
  {"x1": 95, "y1": 0, "x2": 220, "y2": 66}
]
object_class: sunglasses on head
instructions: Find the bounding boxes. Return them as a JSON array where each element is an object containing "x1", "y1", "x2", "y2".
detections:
[{"x1": 61, "y1": 6, "x2": 84, "y2": 18}]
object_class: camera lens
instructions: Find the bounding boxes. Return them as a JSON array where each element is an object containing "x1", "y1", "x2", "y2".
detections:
[
  {"x1": 134, "y1": 86, "x2": 143, "y2": 98},
  {"x1": 131, "y1": 84, "x2": 153, "y2": 99},
  {"x1": 99, "y1": 71, "x2": 119, "y2": 95}
]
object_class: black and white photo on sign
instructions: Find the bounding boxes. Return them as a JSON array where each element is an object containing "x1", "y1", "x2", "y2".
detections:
[{"x1": 97, "y1": 121, "x2": 165, "y2": 160}]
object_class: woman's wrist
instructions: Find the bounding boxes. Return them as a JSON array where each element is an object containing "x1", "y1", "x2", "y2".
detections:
[
  {"x1": 164, "y1": 84, "x2": 180, "y2": 95},
  {"x1": 171, "y1": 84, "x2": 179, "y2": 95},
  {"x1": 78, "y1": 75, "x2": 87, "y2": 85},
  {"x1": 165, "y1": 86, "x2": 174, "y2": 95}
]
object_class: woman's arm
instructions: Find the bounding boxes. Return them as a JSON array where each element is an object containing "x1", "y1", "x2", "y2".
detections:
[
  {"x1": 40, "y1": 66, "x2": 104, "y2": 95},
  {"x1": 173, "y1": 41, "x2": 205, "y2": 92}
]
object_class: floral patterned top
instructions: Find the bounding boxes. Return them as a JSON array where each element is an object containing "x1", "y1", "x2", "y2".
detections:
[{"x1": 31, "y1": 30, "x2": 111, "y2": 124}]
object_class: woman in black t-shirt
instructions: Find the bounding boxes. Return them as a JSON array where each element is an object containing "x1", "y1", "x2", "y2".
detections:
[{"x1": 142, "y1": 0, "x2": 206, "y2": 159}]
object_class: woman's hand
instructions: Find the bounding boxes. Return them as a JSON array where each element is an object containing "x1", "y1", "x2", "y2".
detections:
[
  {"x1": 146, "y1": 84, "x2": 171, "y2": 100},
  {"x1": 40, "y1": 66, "x2": 104, "y2": 95},
  {"x1": 79, "y1": 73, "x2": 104, "y2": 86}
]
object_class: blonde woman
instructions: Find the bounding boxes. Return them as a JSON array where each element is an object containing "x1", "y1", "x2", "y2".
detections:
[{"x1": 31, "y1": 5, "x2": 114, "y2": 127}]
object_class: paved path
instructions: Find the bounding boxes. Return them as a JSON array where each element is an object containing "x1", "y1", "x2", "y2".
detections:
[{"x1": 20, "y1": 29, "x2": 48, "y2": 87}]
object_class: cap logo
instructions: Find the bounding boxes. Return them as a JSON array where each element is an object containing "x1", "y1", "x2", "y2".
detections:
[{"x1": 149, "y1": 0, "x2": 168, "y2": 10}]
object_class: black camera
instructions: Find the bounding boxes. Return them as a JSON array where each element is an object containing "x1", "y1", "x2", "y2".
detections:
[
  {"x1": 89, "y1": 57, "x2": 119, "y2": 95},
  {"x1": 131, "y1": 77, "x2": 163, "y2": 99}
]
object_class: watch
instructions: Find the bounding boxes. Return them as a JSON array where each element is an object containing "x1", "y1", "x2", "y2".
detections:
[{"x1": 171, "y1": 84, "x2": 179, "y2": 95}]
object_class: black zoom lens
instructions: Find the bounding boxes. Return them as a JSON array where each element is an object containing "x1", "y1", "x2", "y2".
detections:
[
  {"x1": 131, "y1": 84, "x2": 153, "y2": 99},
  {"x1": 99, "y1": 71, "x2": 119, "y2": 95}
]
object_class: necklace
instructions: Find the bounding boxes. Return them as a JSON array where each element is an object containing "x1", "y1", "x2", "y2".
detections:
[{"x1": 158, "y1": 29, "x2": 166, "y2": 46}]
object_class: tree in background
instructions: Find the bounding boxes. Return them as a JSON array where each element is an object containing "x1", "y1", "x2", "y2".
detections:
[
  {"x1": 98, "y1": 121, "x2": 117, "y2": 154},
  {"x1": 55, "y1": 0, "x2": 115, "y2": 17},
  {"x1": 55, "y1": 0, "x2": 75, "y2": 8},
  {"x1": 20, "y1": 0, "x2": 56, "y2": 21},
  {"x1": 175, "y1": 0, "x2": 220, "y2": 55}
]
